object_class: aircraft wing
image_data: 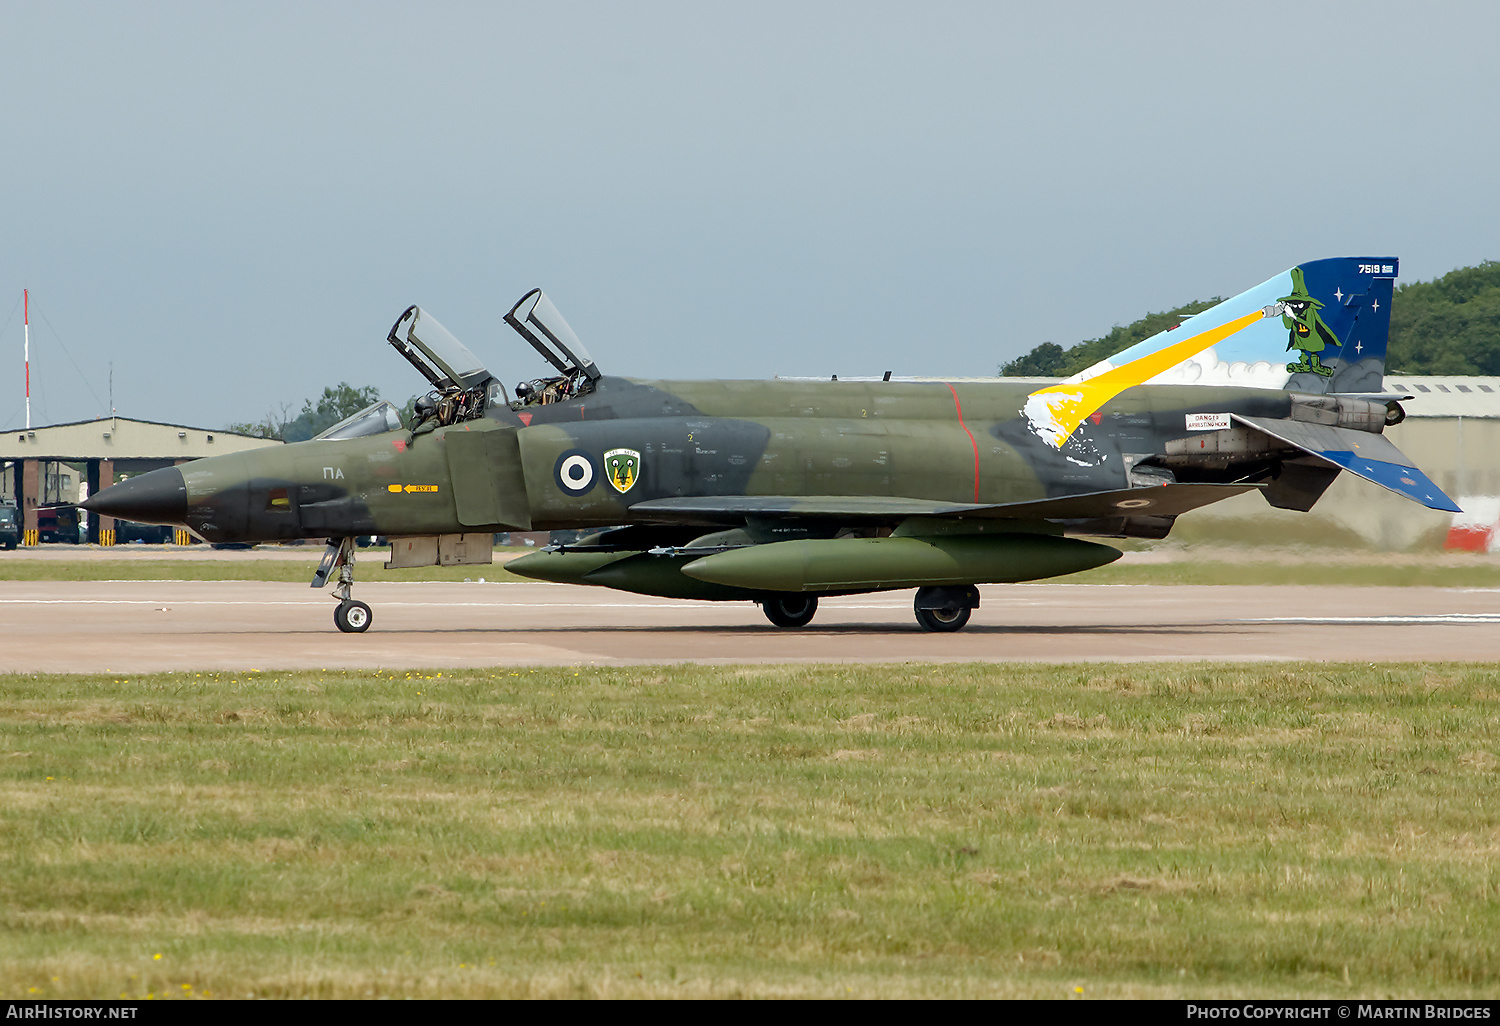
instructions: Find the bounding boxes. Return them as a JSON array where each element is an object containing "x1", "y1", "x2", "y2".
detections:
[
  {"x1": 627, "y1": 482, "x2": 1263, "y2": 524},
  {"x1": 629, "y1": 496, "x2": 966, "y2": 522},
  {"x1": 1232, "y1": 415, "x2": 1460, "y2": 512},
  {"x1": 959, "y1": 482, "x2": 1264, "y2": 520}
]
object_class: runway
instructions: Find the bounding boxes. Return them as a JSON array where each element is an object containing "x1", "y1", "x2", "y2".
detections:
[{"x1": 6, "y1": 579, "x2": 1500, "y2": 672}]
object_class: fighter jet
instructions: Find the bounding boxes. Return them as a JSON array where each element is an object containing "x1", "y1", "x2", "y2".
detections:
[{"x1": 84, "y1": 257, "x2": 1456, "y2": 633}]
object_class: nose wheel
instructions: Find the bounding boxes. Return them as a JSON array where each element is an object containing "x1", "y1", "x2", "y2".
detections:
[
  {"x1": 314, "y1": 537, "x2": 374, "y2": 633},
  {"x1": 334, "y1": 599, "x2": 373, "y2": 633}
]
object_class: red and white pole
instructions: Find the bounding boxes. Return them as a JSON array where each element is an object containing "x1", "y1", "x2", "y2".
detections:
[{"x1": 23, "y1": 289, "x2": 31, "y2": 430}]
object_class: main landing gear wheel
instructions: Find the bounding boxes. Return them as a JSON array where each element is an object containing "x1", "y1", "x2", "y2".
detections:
[
  {"x1": 913, "y1": 585, "x2": 978, "y2": 633},
  {"x1": 761, "y1": 594, "x2": 819, "y2": 628},
  {"x1": 334, "y1": 600, "x2": 373, "y2": 633},
  {"x1": 914, "y1": 604, "x2": 971, "y2": 632}
]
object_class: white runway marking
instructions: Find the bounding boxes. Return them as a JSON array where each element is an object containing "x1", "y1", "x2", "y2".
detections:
[{"x1": 1245, "y1": 614, "x2": 1500, "y2": 625}]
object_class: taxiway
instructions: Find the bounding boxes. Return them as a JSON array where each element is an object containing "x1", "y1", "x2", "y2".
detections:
[{"x1": 6, "y1": 579, "x2": 1500, "y2": 672}]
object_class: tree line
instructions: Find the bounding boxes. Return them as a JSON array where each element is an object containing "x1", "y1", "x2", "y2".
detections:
[
  {"x1": 226, "y1": 383, "x2": 386, "y2": 442},
  {"x1": 1000, "y1": 260, "x2": 1500, "y2": 378}
]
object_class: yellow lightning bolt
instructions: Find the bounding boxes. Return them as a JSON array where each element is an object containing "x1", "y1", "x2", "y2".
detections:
[{"x1": 1024, "y1": 307, "x2": 1272, "y2": 448}]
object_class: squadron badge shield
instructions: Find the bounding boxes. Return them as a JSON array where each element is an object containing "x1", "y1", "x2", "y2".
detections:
[{"x1": 604, "y1": 448, "x2": 641, "y2": 494}]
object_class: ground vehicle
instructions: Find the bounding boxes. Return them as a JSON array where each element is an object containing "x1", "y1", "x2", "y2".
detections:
[
  {"x1": 114, "y1": 521, "x2": 175, "y2": 544},
  {"x1": 0, "y1": 505, "x2": 18, "y2": 549},
  {"x1": 35, "y1": 505, "x2": 81, "y2": 544}
]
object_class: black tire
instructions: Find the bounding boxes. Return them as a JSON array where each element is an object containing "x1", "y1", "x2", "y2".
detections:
[
  {"x1": 761, "y1": 594, "x2": 818, "y2": 629},
  {"x1": 914, "y1": 603, "x2": 971, "y2": 633},
  {"x1": 334, "y1": 600, "x2": 373, "y2": 633}
]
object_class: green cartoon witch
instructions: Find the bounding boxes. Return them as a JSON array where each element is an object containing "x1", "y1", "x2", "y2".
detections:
[{"x1": 1279, "y1": 266, "x2": 1341, "y2": 377}]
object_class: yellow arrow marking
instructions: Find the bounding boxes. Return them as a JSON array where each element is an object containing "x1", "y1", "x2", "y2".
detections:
[
  {"x1": 1024, "y1": 308, "x2": 1270, "y2": 448},
  {"x1": 388, "y1": 484, "x2": 439, "y2": 494}
]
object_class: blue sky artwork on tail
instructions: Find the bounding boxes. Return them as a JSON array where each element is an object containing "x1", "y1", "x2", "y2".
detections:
[{"x1": 1071, "y1": 257, "x2": 1399, "y2": 395}]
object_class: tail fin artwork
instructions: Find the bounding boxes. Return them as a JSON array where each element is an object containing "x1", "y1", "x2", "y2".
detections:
[{"x1": 1024, "y1": 258, "x2": 1398, "y2": 449}]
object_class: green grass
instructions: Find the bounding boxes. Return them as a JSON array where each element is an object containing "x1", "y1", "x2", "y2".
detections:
[{"x1": 2, "y1": 663, "x2": 1499, "y2": 998}]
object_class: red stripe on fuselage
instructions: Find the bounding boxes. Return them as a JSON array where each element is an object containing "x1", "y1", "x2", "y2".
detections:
[{"x1": 946, "y1": 383, "x2": 979, "y2": 502}]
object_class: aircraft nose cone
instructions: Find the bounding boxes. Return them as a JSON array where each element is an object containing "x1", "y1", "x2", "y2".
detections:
[{"x1": 82, "y1": 467, "x2": 188, "y2": 526}]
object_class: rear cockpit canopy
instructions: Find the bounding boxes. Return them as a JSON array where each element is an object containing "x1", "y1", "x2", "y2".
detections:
[
  {"x1": 503, "y1": 289, "x2": 600, "y2": 406},
  {"x1": 505, "y1": 289, "x2": 599, "y2": 383}
]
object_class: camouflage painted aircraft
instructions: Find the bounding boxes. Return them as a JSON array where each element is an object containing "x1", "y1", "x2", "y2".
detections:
[{"x1": 84, "y1": 257, "x2": 1458, "y2": 633}]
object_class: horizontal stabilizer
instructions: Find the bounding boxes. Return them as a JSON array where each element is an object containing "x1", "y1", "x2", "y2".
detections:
[
  {"x1": 1234, "y1": 415, "x2": 1460, "y2": 513},
  {"x1": 629, "y1": 482, "x2": 1261, "y2": 524}
]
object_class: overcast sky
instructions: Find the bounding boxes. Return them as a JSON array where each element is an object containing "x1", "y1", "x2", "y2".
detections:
[{"x1": 2, "y1": 0, "x2": 1497, "y2": 430}]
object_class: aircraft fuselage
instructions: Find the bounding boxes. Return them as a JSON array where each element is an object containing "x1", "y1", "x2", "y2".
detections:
[{"x1": 112, "y1": 376, "x2": 1299, "y2": 545}]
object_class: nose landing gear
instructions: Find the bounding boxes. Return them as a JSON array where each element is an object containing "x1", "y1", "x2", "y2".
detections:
[
  {"x1": 314, "y1": 537, "x2": 373, "y2": 633},
  {"x1": 333, "y1": 599, "x2": 372, "y2": 633}
]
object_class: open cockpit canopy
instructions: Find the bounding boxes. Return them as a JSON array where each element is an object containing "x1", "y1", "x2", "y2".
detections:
[
  {"x1": 505, "y1": 289, "x2": 599, "y2": 382},
  {"x1": 387, "y1": 306, "x2": 497, "y2": 393}
]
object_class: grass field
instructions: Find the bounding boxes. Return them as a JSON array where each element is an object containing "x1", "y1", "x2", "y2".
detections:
[{"x1": 3, "y1": 662, "x2": 1498, "y2": 999}]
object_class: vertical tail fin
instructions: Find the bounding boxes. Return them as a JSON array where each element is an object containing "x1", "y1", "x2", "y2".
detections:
[
  {"x1": 1023, "y1": 258, "x2": 1398, "y2": 448},
  {"x1": 1072, "y1": 257, "x2": 1398, "y2": 393}
]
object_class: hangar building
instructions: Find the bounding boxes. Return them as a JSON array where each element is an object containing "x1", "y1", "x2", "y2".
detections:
[{"x1": 1, "y1": 417, "x2": 281, "y2": 544}]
